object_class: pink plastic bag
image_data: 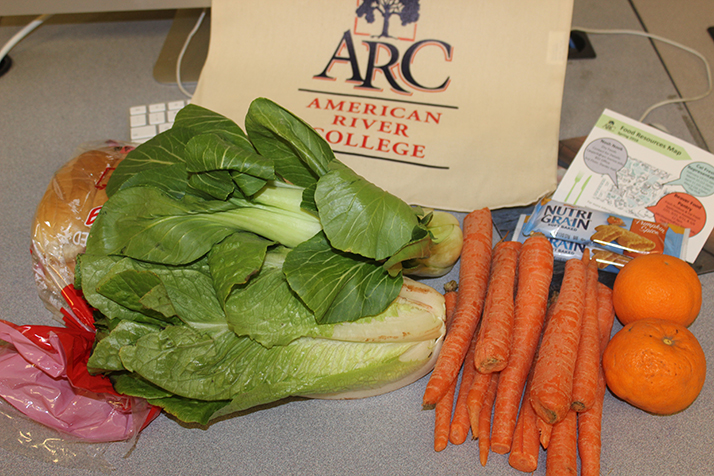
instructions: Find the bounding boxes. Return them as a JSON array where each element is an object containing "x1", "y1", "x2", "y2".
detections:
[{"x1": 0, "y1": 317, "x2": 159, "y2": 443}]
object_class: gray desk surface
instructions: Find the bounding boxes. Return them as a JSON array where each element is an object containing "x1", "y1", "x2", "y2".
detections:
[{"x1": 1, "y1": 1, "x2": 713, "y2": 475}]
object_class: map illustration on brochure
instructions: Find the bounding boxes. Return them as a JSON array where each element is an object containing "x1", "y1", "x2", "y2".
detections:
[{"x1": 552, "y1": 109, "x2": 714, "y2": 263}]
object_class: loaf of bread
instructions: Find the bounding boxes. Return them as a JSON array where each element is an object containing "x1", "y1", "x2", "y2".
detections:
[{"x1": 31, "y1": 144, "x2": 130, "y2": 319}]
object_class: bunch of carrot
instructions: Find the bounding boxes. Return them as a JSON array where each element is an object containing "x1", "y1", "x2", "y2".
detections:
[{"x1": 424, "y1": 208, "x2": 616, "y2": 475}]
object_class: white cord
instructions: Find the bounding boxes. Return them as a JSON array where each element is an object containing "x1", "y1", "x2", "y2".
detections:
[
  {"x1": 573, "y1": 27, "x2": 713, "y2": 123},
  {"x1": 0, "y1": 14, "x2": 53, "y2": 63},
  {"x1": 176, "y1": 8, "x2": 207, "y2": 98}
]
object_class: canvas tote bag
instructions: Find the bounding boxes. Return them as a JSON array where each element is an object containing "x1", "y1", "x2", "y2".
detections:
[{"x1": 192, "y1": 0, "x2": 575, "y2": 212}]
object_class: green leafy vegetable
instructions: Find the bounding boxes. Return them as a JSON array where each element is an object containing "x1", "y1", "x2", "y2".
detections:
[
  {"x1": 78, "y1": 98, "x2": 460, "y2": 424},
  {"x1": 245, "y1": 97, "x2": 333, "y2": 185},
  {"x1": 283, "y1": 232, "x2": 402, "y2": 324},
  {"x1": 207, "y1": 231, "x2": 273, "y2": 305},
  {"x1": 315, "y1": 162, "x2": 418, "y2": 260}
]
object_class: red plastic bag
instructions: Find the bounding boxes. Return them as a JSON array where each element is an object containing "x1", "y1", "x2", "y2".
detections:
[{"x1": 0, "y1": 314, "x2": 159, "y2": 443}]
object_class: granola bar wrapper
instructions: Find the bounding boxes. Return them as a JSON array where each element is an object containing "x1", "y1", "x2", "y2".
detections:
[
  {"x1": 512, "y1": 214, "x2": 632, "y2": 272},
  {"x1": 519, "y1": 198, "x2": 690, "y2": 266}
]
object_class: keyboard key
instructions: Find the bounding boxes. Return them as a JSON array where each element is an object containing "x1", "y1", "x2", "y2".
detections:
[
  {"x1": 167, "y1": 109, "x2": 180, "y2": 122},
  {"x1": 158, "y1": 122, "x2": 173, "y2": 133},
  {"x1": 130, "y1": 105, "x2": 147, "y2": 115},
  {"x1": 149, "y1": 112, "x2": 166, "y2": 125},
  {"x1": 130, "y1": 114, "x2": 147, "y2": 127},
  {"x1": 168, "y1": 100, "x2": 185, "y2": 110},
  {"x1": 131, "y1": 124, "x2": 157, "y2": 140},
  {"x1": 149, "y1": 103, "x2": 166, "y2": 113}
]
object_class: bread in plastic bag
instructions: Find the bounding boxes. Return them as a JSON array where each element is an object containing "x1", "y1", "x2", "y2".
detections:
[{"x1": 31, "y1": 142, "x2": 131, "y2": 321}]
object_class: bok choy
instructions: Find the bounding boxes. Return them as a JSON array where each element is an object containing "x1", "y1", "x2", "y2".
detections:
[{"x1": 76, "y1": 98, "x2": 460, "y2": 424}]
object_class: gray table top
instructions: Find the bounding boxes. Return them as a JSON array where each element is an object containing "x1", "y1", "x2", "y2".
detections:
[{"x1": 1, "y1": 2, "x2": 713, "y2": 475}]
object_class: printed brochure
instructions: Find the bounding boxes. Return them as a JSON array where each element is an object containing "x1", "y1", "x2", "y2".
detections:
[{"x1": 553, "y1": 109, "x2": 714, "y2": 263}]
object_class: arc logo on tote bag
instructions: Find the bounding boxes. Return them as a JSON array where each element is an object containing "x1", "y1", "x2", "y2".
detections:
[{"x1": 193, "y1": 0, "x2": 574, "y2": 211}]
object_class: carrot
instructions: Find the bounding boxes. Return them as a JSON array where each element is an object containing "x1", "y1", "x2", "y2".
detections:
[
  {"x1": 478, "y1": 372, "x2": 499, "y2": 466},
  {"x1": 578, "y1": 281, "x2": 615, "y2": 474},
  {"x1": 443, "y1": 280, "x2": 459, "y2": 330},
  {"x1": 422, "y1": 208, "x2": 492, "y2": 408},
  {"x1": 490, "y1": 235, "x2": 553, "y2": 454},
  {"x1": 529, "y1": 258, "x2": 586, "y2": 425},
  {"x1": 537, "y1": 296, "x2": 559, "y2": 450},
  {"x1": 546, "y1": 409, "x2": 578, "y2": 475},
  {"x1": 508, "y1": 361, "x2": 541, "y2": 473},
  {"x1": 448, "y1": 332, "x2": 480, "y2": 445},
  {"x1": 434, "y1": 379, "x2": 457, "y2": 451},
  {"x1": 596, "y1": 282, "x2": 615, "y2": 354},
  {"x1": 537, "y1": 415, "x2": 553, "y2": 449},
  {"x1": 433, "y1": 284, "x2": 459, "y2": 452},
  {"x1": 571, "y1": 256, "x2": 601, "y2": 412},
  {"x1": 532, "y1": 298, "x2": 557, "y2": 451},
  {"x1": 578, "y1": 371, "x2": 606, "y2": 475},
  {"x1": 508, "y1": 398, "x2": 540, "y2": 472},
  {"x1": 465, "y1": 321, "x2": 492, "y2": 436},
  {"x1": 467, "y1": 368, "x2": 496, "y2": 437},
  {"x1": 473, "y1": 241, "x2": 521, "y2": 373}
]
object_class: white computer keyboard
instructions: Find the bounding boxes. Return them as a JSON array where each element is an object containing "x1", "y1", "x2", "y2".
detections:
[{"x1": 129, "y1": 100, "x2": 189, "y2": 143}]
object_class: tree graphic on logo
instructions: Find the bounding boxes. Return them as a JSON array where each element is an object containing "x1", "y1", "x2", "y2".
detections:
[{"x1": 356, "y1": 0, "x2": 420, "y2": 39}]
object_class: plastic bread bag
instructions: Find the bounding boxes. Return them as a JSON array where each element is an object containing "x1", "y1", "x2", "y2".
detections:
[
  {"x1": 521, "y1": 198, "x2": 689, "y2": 261},
  {"x1": 31, "y1": 141, "x2": 132, "y2": 323}
]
